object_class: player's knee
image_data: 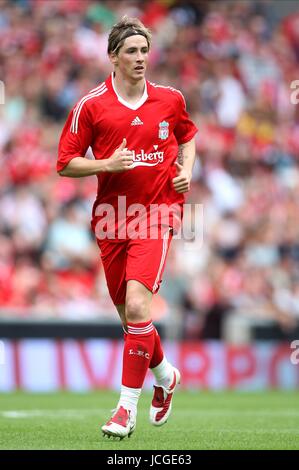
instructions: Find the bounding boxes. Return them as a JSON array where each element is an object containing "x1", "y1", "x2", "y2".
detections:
[{"x1": 125, "y1": 296, "x2": 149, "y2": 323}]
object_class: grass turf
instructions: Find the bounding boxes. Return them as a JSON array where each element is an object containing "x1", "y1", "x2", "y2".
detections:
[{"x1": 0, "y1": 391, "x2": 298, "y2": 450}]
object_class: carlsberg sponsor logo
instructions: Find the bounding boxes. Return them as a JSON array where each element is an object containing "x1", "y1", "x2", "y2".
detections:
[{"x1": 130, "y1": 146, "x2": 164, "y2": 167}]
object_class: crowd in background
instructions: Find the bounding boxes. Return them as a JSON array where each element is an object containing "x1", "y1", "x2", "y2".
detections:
[{"x1": 1, "y1": 0, "x2": 299, "y2": 338}]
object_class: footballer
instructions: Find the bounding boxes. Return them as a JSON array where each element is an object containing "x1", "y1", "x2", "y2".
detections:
[{"x1": 57, "y1": 16, "x2": 198, "y2": 439}]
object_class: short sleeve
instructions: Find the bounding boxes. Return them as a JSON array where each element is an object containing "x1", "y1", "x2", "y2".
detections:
[
  {"x1": 57, "y1": 102, "x2": 94, "y2": 172},
  {"x1": 173, "y1": 92, "x2": 198, "y2": 145}
]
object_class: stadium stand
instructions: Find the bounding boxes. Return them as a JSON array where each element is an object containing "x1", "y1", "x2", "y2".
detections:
[{"x1": 1, "y1": 0, "x2": 299, "y2": 342}]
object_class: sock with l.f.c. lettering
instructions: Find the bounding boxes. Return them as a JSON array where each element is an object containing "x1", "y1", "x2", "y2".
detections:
[{"x1": 119, "y1": 320, "x2": 155, "y2": 415}]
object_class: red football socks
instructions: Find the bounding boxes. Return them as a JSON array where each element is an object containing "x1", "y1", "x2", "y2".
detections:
[
  {"x1": 149, "y1": 327, "x2": 164, "y2": 369},
  {"x1": 123, "y1": 325, "x2": 164, "y2": 370},
  {"x1": 122, "y1": 320, "x2": 155, "y2": 388}
]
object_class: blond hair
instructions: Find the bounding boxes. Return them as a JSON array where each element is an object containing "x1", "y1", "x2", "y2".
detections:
[{"x1": 108, "y1": 16, "x2": 151, "y2": 55}]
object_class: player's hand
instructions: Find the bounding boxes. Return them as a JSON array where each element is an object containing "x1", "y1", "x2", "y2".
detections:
[
  {"x1": 172, "y1": 162, "x2": 191, "y2": 193},
  {"x1": 105, "y1": 138, "x2": 134, "y2": 172}
]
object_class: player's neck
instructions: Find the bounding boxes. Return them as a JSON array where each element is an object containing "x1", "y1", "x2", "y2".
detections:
[{"x1": 113, "y1": 72, "x2": 145, "y2": 105}]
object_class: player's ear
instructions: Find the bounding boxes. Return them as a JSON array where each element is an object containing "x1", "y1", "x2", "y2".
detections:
[{"x1": 109, "y1": 52, "x2": 118, "y2": 66}]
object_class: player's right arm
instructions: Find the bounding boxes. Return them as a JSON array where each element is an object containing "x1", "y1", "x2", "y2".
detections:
[
  {"x1": 59, "y1": 138, "x2": 133, "y2": 177},
  {"x1": 57, "y1": 99, "x2": 133, "y2": 177}
]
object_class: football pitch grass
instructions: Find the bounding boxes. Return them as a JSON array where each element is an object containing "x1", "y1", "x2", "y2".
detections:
[{"x1": 0, "y1": 390, "x2": 299, "y2": 450}]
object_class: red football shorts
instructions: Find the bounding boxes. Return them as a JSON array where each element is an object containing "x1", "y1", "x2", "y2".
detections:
[{"x1": 97, "y1": 228, "x2": 173, "y2": 305}]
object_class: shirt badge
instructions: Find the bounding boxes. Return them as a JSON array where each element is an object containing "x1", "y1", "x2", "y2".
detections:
[{"x1": 158, "y1": 121, "x2": 169, "y2": 140}]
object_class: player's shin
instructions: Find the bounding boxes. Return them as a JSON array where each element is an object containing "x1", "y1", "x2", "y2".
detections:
[
  {"x1": 123, "y1": 325, "x2": 174, "y2": 389},
  {"x1": 119, "y1": 320, "x2": 155, "y2": 414}
]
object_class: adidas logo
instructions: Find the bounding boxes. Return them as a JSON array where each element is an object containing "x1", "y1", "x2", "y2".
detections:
[{"x1": 131, "y1": 116, "x2": 143, "y2": 126}]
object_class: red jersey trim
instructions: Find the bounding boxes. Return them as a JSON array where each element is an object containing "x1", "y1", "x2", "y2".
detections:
[
  {"x1": 149, "y1": 82, "x2": 186, "y2": 107},
  {"x1": 70, "y1": 83, "x2": 108, "y2": 134}
]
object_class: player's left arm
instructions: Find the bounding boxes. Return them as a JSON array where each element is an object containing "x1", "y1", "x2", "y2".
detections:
[{"x1": 172, "y1": 137, "x2": 196, "y2": 193}]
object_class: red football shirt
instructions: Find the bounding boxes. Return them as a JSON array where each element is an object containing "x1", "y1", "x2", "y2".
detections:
[{"x1": 58, "y1": 74, "x2": 198, "y2": 239}]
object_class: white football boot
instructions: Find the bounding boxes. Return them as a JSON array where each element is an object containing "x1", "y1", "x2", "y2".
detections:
[
  {"x1": 102, "y1": 406, "x2": 136, "y2": 439},
  {"x1": 149, "y1": 367, "x2": 181, "y2": 426}
]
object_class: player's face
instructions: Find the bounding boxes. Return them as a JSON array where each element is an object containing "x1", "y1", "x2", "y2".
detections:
[{"x1": 113, "y1": 35, "x2": 149, "y2": 82}]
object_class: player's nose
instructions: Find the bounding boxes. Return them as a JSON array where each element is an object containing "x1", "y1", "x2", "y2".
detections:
[{"x1": 136, "y1": 51, "x2": 144, "y2": 62}]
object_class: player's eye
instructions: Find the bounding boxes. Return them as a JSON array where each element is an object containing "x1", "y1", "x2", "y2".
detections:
[{"x1": 126, "y1": 48, "x2": 148, "y2": 54}]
